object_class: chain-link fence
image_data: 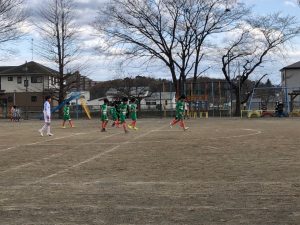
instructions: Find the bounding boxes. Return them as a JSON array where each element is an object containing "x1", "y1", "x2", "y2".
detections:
[{"x1": 1, "y1": 81, "x2": 300, "y2": 119}]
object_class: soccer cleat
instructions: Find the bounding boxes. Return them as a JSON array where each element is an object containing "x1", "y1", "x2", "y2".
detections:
[
  {"x1": 47, "y1": 133, "x2": 54, "y2": 136},
  {"x1": 125, "y1": 130, "x2": 129, "y2": 134},
  {"x1": 128, "y1": 124, "x2": 133, "y2": 129},
  {"x1": 134, "y1": 127, "x2": 139, "y2": 130},
  {"x1": 62, "y1": 126, "x2": 66, "y2": 129},
  {"x1": 101, "y1": 128, "x2": 106, "y2": 132},
  {"x1": 38, "y1": 129, "x2": 43, "y2": 137},
  {"x1": 169, "y1": 123, "x2": 173, "y2": 128},
  {"x1": 184, "y1": 127, "x2": 189, "y2": 131}
]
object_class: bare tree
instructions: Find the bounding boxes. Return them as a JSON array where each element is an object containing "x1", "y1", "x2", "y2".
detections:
[
  {"x1": 0, "y1": 0, "x2": 26, "y2": 48},
  {"x1": 34, "y1": 0, "x2": 80, "y2": 114},
  {"x1": 94, "y1": 0, "x2": 248, "y2": 96},
  {"x1": 221, "y1": 13, "x2": 300, "y2": 116}
]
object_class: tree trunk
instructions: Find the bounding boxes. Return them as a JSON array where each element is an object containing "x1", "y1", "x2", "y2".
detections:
[{"x1": 235, "y1": 88, "x2": 241, "y2": 117}]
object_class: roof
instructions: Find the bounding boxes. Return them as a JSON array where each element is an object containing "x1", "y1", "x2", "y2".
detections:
[
  {"x1": 0, "y1": 61, "x2": 59, "y2": 76},
  {"x1": 146, "y1": 92, "x2": 176, "y2": 100},
  {"x1": 0, "y1": 66, "x2": 16, "y2": 73},
  {"x1": 280, "y1": 61, "x2": 300, "y2": 71}
]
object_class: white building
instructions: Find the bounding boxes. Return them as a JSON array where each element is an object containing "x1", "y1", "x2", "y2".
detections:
[
  {"x1": 280, "y1": 61, "x2": 300, "y2": 109},
  {"x1": 140, "y1": 92, "x2": 176, "y2": 110},
  {"x1": 0, "y1": 61, "x2": 59, "y2": 117}
]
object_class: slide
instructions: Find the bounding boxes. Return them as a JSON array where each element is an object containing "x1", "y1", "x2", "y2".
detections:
[
  {"x1": 51, "y1": 93, "x2": 81, "y2": 113},
  {"x1": 80, "y1": 97, "x2": 92, "y2": 119}
]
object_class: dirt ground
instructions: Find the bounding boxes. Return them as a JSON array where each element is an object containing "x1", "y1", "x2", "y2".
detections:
[{"x1": 0, "y1": 117, "x2": 299, "y2": 225}]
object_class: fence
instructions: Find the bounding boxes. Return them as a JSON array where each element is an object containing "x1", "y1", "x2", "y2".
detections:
[{"x1": 1, "y1": 82, "x2": 300, "y2": 119}]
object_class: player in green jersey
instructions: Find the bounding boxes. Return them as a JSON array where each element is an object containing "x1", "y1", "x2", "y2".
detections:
[
  {"x1": 170, "y1": 95, "x2": 189, "y2": 131},
  {"x1": 101, "y1": 98, "x2": 109, "y2": 132},
  {"x1": 62, "y1": 102, "x2": 74, "y2": 128},
  {"x1": 110, "y1": 101, "x2": 120, "y2": 128},
  {"x1": 128, "y1": 97, "x2": 138, "y2": 130},
  {"x1": 119, "y1": 97, "x2": 129, "y2": 133}
]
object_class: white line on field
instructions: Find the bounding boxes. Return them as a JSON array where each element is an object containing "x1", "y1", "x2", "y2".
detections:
[
  {"x1": 209, "y1": 128, "x2": 262, "y2": 140},
  {"x1": 0, "y1": 133, "x2": 85, "y2": 153},
  {"x1": 31, "y1": 145, "x2": 122, "y2": 185},
  {"x1": 29, "y1": 125, "x2": 167, "y2": 185},
  {"x1": 0, "y1": 153, "x2": 64, "y2": 174},
  {"x1": 0, "y1": 132, "x2": 121, "y2": 175}
]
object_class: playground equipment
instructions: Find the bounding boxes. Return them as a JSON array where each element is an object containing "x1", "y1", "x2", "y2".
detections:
[
  {"x1": 40, "y1": 92, "x2": 92, "y2": 119},
  {"x1": 51, "y1": 92, "x2": 81, "y2": 114},
  {"x1": 79, "y1": 97, "x2": 92, "y2": 119},
  {"x1": 241, "y1": 87, "x2": 289, "y2": 118}
]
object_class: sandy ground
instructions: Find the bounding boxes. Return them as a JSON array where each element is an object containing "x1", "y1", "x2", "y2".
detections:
[{"x1": 0, "y1": 118, "x2": 299, "y2": 225}]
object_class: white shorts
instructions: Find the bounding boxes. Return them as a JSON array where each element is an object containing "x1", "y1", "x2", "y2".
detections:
[{"x1": 44, "y1": 112, "x2": 51, "y2": 123}]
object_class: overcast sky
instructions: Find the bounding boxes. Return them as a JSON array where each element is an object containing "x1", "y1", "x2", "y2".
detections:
[{"x1": 1, "y1": 0, "x2": 300, "y2": 84}]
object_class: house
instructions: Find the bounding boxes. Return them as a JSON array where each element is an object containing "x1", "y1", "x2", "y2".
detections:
[
  {"x1": 280, "y1": 61, "x2": 300, "y2": 110},
  {"x1": 140, "y1": 92, "x2": 176, "y2": 110},
  {"x1": 105, "y1": 86, "x2": 150, "y2": 98},
  {"x1": 0, "y1": 61, "x2": 59, "y2": 118},
  {"x1": 66, "y1": 72, "x2": 98, "y2": 92},
  {"x1": 281, "y1": 61, "x2": 300, "y2": 89}
]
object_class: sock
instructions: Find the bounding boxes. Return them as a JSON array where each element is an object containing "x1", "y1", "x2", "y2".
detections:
[
  {"x1": 132, "y1": 121, "x2": 136, "y2": 127},
  {"x1": 179, "y1": 120, "x2": 184, "y2": 128},
  {"x1": 47, "y1": 125, "x2": 51, "y2": 134},
  {"x1": 41, "y1": 124, "x2": 47, "y2": 133},
  {"x1": 171, "y1": 119, "x2": 178, "y2": 126}
]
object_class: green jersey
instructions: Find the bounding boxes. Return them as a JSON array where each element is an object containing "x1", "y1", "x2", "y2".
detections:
[
  {"x1": 101, "y1": 104, "x2": 108, "y2": 121},
  {"x1": 119, "y1": 103, "x2": 128, "y2": 123},
  {"x1": 63, "y1": 105, "x2": 70, "y2": 120},
  {"x1": 176, "y1": 100, "x2": 184, "y2": 119},
  {"x1": 110, "y1": 107, "x2": 118, "y2": 120},
  {"x1": 130, "y1": 103, "x2": 137, "y2": 120}
]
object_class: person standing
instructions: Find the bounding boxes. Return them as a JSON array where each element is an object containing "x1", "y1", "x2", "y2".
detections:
[
  {"x1": 128, "y1": 98, "x2": 138, "y2": 130},
  {"x1": 119, "y1": 97, "x2": 129, "y2": 133},
  {"x1": 62, "y1": 102, "x2": 74, "y2": 128},
  {"x1": 170, "y1": 95, "x2": 189, "y2": 131},
  {"x1": 110, "y1": 101, "x2": 120, "y2": 128},
  {"x1": 101, "y1": 98, "x2": 109, "y2": 132},
  {"x1": 39, "y1": 96, "x2": 53, "y2": 136}
]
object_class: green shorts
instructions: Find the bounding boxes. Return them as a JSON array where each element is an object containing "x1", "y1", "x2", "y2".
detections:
[
  {"x1": 120, "y1": 114, "x2": 126, "y2": 123},
  {"x1": 131, "y1": 113, "x2": 137, "y2": 121},
  {"x1": 175, "y1": 113, "x2": 183, "y2": 120},
  {"x1": 63, "y1": 115, "x2": 71, "y2": 121},
  {"x1": 101, "y1": 115, "x2": 108, "y2": 121}
]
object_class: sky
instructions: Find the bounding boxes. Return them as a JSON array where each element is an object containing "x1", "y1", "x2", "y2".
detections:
[{"x1": 1, "y1": 0, "x2": 300, "y2": 84}]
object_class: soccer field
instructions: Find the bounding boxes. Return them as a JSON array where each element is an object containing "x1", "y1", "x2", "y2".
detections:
[{"x1": 0, "y1": 118, "x2": 299, "y2": 225}]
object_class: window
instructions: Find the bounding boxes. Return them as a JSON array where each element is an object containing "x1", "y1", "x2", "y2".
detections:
[
  {"x1": 165, "y1": 100, "x2": 168, "y2": 105},
  {"x1": 31, "y1": 96, "x2": 37, "y2": 102},
  {"x1": 17, "y1": 77, "x2": 22, "y2": 84},
  {"x1": 7, "y1": 96, "x2": 13, "y2": 102},
  {"x1": 31, "y1": 76, "x2": 43, "y2": 83},
  {"x1": 8, "y1": 76, "x2": 13, "y2": 81}
]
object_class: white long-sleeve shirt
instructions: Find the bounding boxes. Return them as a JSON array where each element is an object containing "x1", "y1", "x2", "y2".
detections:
[{"x1": 43, "y1": 101, "x2": 51, "y2": 117}]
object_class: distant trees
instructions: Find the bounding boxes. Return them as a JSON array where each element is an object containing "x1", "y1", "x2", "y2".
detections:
[
  {"x1": 0, "y1": 0, "x2": 26, "y2": 50},
  {"x1": 34, "y1": 0, "x2": 80, "y2": 115},
  {"x1": 94, "y1": 0, "x2": 248, "y2": 96},
  {"x1": 221, "y1": 13, "x2": 300, "y2": 116},
  {"x1": 90, "y1": 76, "x2": 165, "y2": 100}
]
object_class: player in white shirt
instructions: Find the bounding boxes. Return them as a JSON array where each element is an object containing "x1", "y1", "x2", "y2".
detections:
[{"x1": 38, "y1": 96, "x2": 53, "y2": 136}]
